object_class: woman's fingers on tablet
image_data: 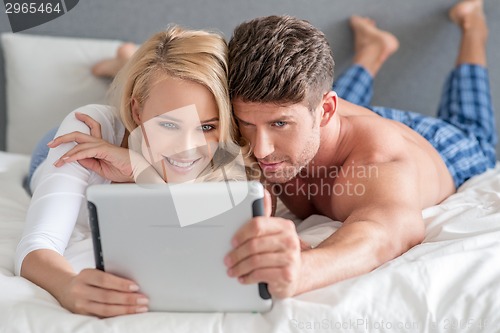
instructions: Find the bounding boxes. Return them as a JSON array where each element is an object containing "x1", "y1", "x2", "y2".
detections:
[
  {"x1": 84, "y1": 287, "x2": 149, "y2": 315},
  {"x1": 74, "y1": 287, "x2": 148, "y2": 317},
  {"x1": 80, "y1": 269, "x2": 139, "y2": 292},
  {"x1": 75, "y1": 112, "x2": 103, "y2": 139},
  {"x1": 87, "y1": 302, "x2": 149, "y2": 318},
  {"x1": 87, "y1": 288, "x2": 148, "y2": 306},
  {"x1": 67, "y1": 269, "x2": 148, "y2": 317}
]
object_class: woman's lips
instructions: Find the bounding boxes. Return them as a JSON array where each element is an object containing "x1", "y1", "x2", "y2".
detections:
[{"x1": 165, "y1": 156, "x2": 201, "y2": 174}]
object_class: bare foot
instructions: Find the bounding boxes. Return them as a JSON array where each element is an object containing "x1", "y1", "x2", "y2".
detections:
[
  {"x1": 450, "y1": 0, "x2": 488, "y2": 66},
  {"x1": 350, "y1": 16, "x2": 399, "y2": 77},
  {"x1": 91, "y1": 43, "x2": 137, "y2": 78},
  {"x1": 449, "y1": 0, "x2": 487, "y2": 37}
]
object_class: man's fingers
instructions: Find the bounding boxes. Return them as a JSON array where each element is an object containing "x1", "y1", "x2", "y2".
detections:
[
  {"x1": 237, "y1": 267, "x2": 279, "y2": 285},
  {"x1": 227, "y1": 252, "x2": 291, "y2": 278},
  {"x1": 299, "y1": 238, "x2": 312, "y2": 251},
  {"x1": 231, "y1": 217, "x2": 296, "y2": 248},
  {"x1": 263, "y1": 189, "x2": 272, "y2": 217},
  {"x1": 225, "y1": 234, "x2": 294, "y2": 269},
  {"x1": 237, "y1": 268, "x2": 295, "y2": 299},
  {"x1": 75, "y1": 112, "x2": 103, "y2": 139}
]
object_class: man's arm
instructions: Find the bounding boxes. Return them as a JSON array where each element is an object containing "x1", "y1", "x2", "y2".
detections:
[
  {"x1": 296, "y1": 159, "x2": 425, "y2": 291},
  {"x1": 225, "y1": 159, "x2": 425, "y2": 297}
]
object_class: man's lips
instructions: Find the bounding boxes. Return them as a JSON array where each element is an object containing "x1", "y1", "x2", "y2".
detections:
[{"x1": 258, "y1": 160, "x2": 283, "y2": 172}]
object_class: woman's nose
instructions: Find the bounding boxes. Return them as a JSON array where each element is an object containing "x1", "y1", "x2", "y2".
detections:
[{"x1": 172, "y1": 130, "x2": 207, "y2": 156}]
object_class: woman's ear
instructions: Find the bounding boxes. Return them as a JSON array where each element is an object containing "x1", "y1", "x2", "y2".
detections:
[
  {"x1": 131, "y1": 98, "x2": 142, "y2": 125},
  {"x1": 319, "y1": 91, "x2": 337, "y2": 127}
]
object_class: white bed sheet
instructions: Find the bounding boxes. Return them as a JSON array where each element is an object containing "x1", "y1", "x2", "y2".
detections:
[{"x1": 1, "y1": 151, "x2": 500, "y2": 333}]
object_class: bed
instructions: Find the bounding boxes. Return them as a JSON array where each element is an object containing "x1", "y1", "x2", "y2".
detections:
[
  {"x1": 2, "y1": 2, "x2": 500, "y2": 331},
  {"x1": 2, "y1": 152, "x2": 500, "y2": 332}
]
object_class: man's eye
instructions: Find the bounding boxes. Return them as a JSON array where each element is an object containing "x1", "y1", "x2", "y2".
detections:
[
  {"x1": 159, "y1": 122, "x2": 177, "y2": 129},
  {"x1": 273, "y1": 121, "x2": 287, "y2": 127},
  {"x1": 238, "y1": 120, "x2": 251, "y2": 127}
]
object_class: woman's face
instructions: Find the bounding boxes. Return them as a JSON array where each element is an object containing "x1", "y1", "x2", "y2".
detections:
[{"x1": 131, "y1": 76, "x2": 220, "y2": 183}]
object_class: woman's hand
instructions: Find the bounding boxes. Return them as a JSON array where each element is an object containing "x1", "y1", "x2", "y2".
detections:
[
  {"x1": 60, "y1": 268, "x2": 149, "y2": 317},
  {"x1": 48, "y1": 112, "x2": 135, "y2": 183}
]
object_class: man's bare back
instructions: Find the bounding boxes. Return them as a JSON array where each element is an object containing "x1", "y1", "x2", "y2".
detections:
[{"x1": 278, "y1": 97, "x2": 456, "y2": 221}]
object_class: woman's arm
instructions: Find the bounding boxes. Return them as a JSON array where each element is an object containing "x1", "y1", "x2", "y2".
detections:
[
  {"x1": 50, "y1": 112, "x2": 165, "y2": 184},
  {"x1": 22, "y1": 250, "x2": 148, "y2": 317},
  {"x1": 17, "y1": 105, "x2": 150, "y2": 317}
]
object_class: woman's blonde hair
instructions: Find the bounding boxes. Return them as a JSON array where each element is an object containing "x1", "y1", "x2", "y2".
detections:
[
  {"x1": 110, "y1": 26, "x2": 254, "y2": 182},
  {"x1": 111, "y1": 25, "x2": 235, "y2": 144}
]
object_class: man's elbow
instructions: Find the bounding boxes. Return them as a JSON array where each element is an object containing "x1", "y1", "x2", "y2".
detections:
[{"x1": 375, "y1": 219, "x2": 425, "y2": 265}]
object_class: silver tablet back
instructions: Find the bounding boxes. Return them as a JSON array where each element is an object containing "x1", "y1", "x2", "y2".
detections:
[{"x1": 86, "y1": 181, "x2": 272, "y2": 312}]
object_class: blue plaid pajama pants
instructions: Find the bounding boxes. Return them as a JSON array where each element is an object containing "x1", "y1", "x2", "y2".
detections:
[{"x1": 333, "y1": 64, "x2": 497, "y2": 188}]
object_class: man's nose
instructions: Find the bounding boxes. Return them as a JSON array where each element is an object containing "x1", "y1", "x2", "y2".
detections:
[{"x1": 252, "y1": 129, "x2": 274, "y2": 159}]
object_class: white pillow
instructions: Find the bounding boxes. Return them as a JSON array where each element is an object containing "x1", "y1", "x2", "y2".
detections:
[{"x1": 1, "y1": 33, "x2": 122, "y2": 154}]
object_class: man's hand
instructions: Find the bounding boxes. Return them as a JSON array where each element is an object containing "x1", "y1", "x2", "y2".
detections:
[
  {"x1": 59, "y1": 268, "x2": 149, "y2": 317},
  {"x1": 224, "y1": 191, "x2": 305, "y2": 298},
  {"x1": 299, "y1": 238, "x2": 312, "y2": 251}
]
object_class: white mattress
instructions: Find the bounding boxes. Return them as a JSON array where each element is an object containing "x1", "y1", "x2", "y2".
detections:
[{"x1": 1, "y1": 151, "x2": 500, "y2": 333}]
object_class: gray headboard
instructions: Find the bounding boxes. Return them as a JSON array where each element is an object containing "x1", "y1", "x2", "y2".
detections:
[{"x1": 1, "y1": 0, "x2": 499, "y2": 153}]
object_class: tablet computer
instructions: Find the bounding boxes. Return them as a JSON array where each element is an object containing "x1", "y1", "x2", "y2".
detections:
[{"x1": 86, "y1": 181, "x2": 272, "y2": 312}]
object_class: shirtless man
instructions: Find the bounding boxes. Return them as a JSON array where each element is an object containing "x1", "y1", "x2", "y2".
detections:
[
  {"x1": 87, "y1": 0, "x2": 495, "y2": 300},
  {"x1": 224, "y1": 0, "x2": 496, "y2": 298}
]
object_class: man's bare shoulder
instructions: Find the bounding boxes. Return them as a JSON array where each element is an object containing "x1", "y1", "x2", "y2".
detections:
[
  {"x1": 341, "y1": 114, "x2": 410, "y2": 164},
  {"x1": 332, "y1": 155, "x2": 418, "y2": 221},
  {"x1": 333, "y1": 113, "x2": 454, "y2": 216}
]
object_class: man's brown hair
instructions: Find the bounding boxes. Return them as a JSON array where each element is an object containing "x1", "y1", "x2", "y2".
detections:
[{"x1": 228, "y1": 15, "x2": 334, "y2": 110}]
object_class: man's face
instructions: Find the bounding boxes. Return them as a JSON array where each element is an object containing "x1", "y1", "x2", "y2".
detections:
[{"x1": 233, "y1": 99, "x2": 321, "y2": 184}]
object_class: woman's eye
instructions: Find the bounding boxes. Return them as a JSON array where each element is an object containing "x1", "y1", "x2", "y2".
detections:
[
  {"x1": 159, "y1": 122, "x2": 178, "y2": 129},
  {"x1": 200, "y1": 124, "x2": 216, "y2": 132}
]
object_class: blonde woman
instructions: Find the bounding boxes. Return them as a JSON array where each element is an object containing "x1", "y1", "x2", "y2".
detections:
[{"x1": 16, "y1": 26, "x2": 246, "y2": 318}]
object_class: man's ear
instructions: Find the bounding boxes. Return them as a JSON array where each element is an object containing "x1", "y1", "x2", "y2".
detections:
[
  {"x1": 319, "y1": 91, "x2": 337, "y2": 127},
  {"x1": 131, "y1": 98, "x2": 142, "y2": 125}
]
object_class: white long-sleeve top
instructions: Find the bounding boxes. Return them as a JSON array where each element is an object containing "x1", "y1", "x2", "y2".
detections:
[{"x1": 15, "y1": 104, "x2": 125, "y2": 276}]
